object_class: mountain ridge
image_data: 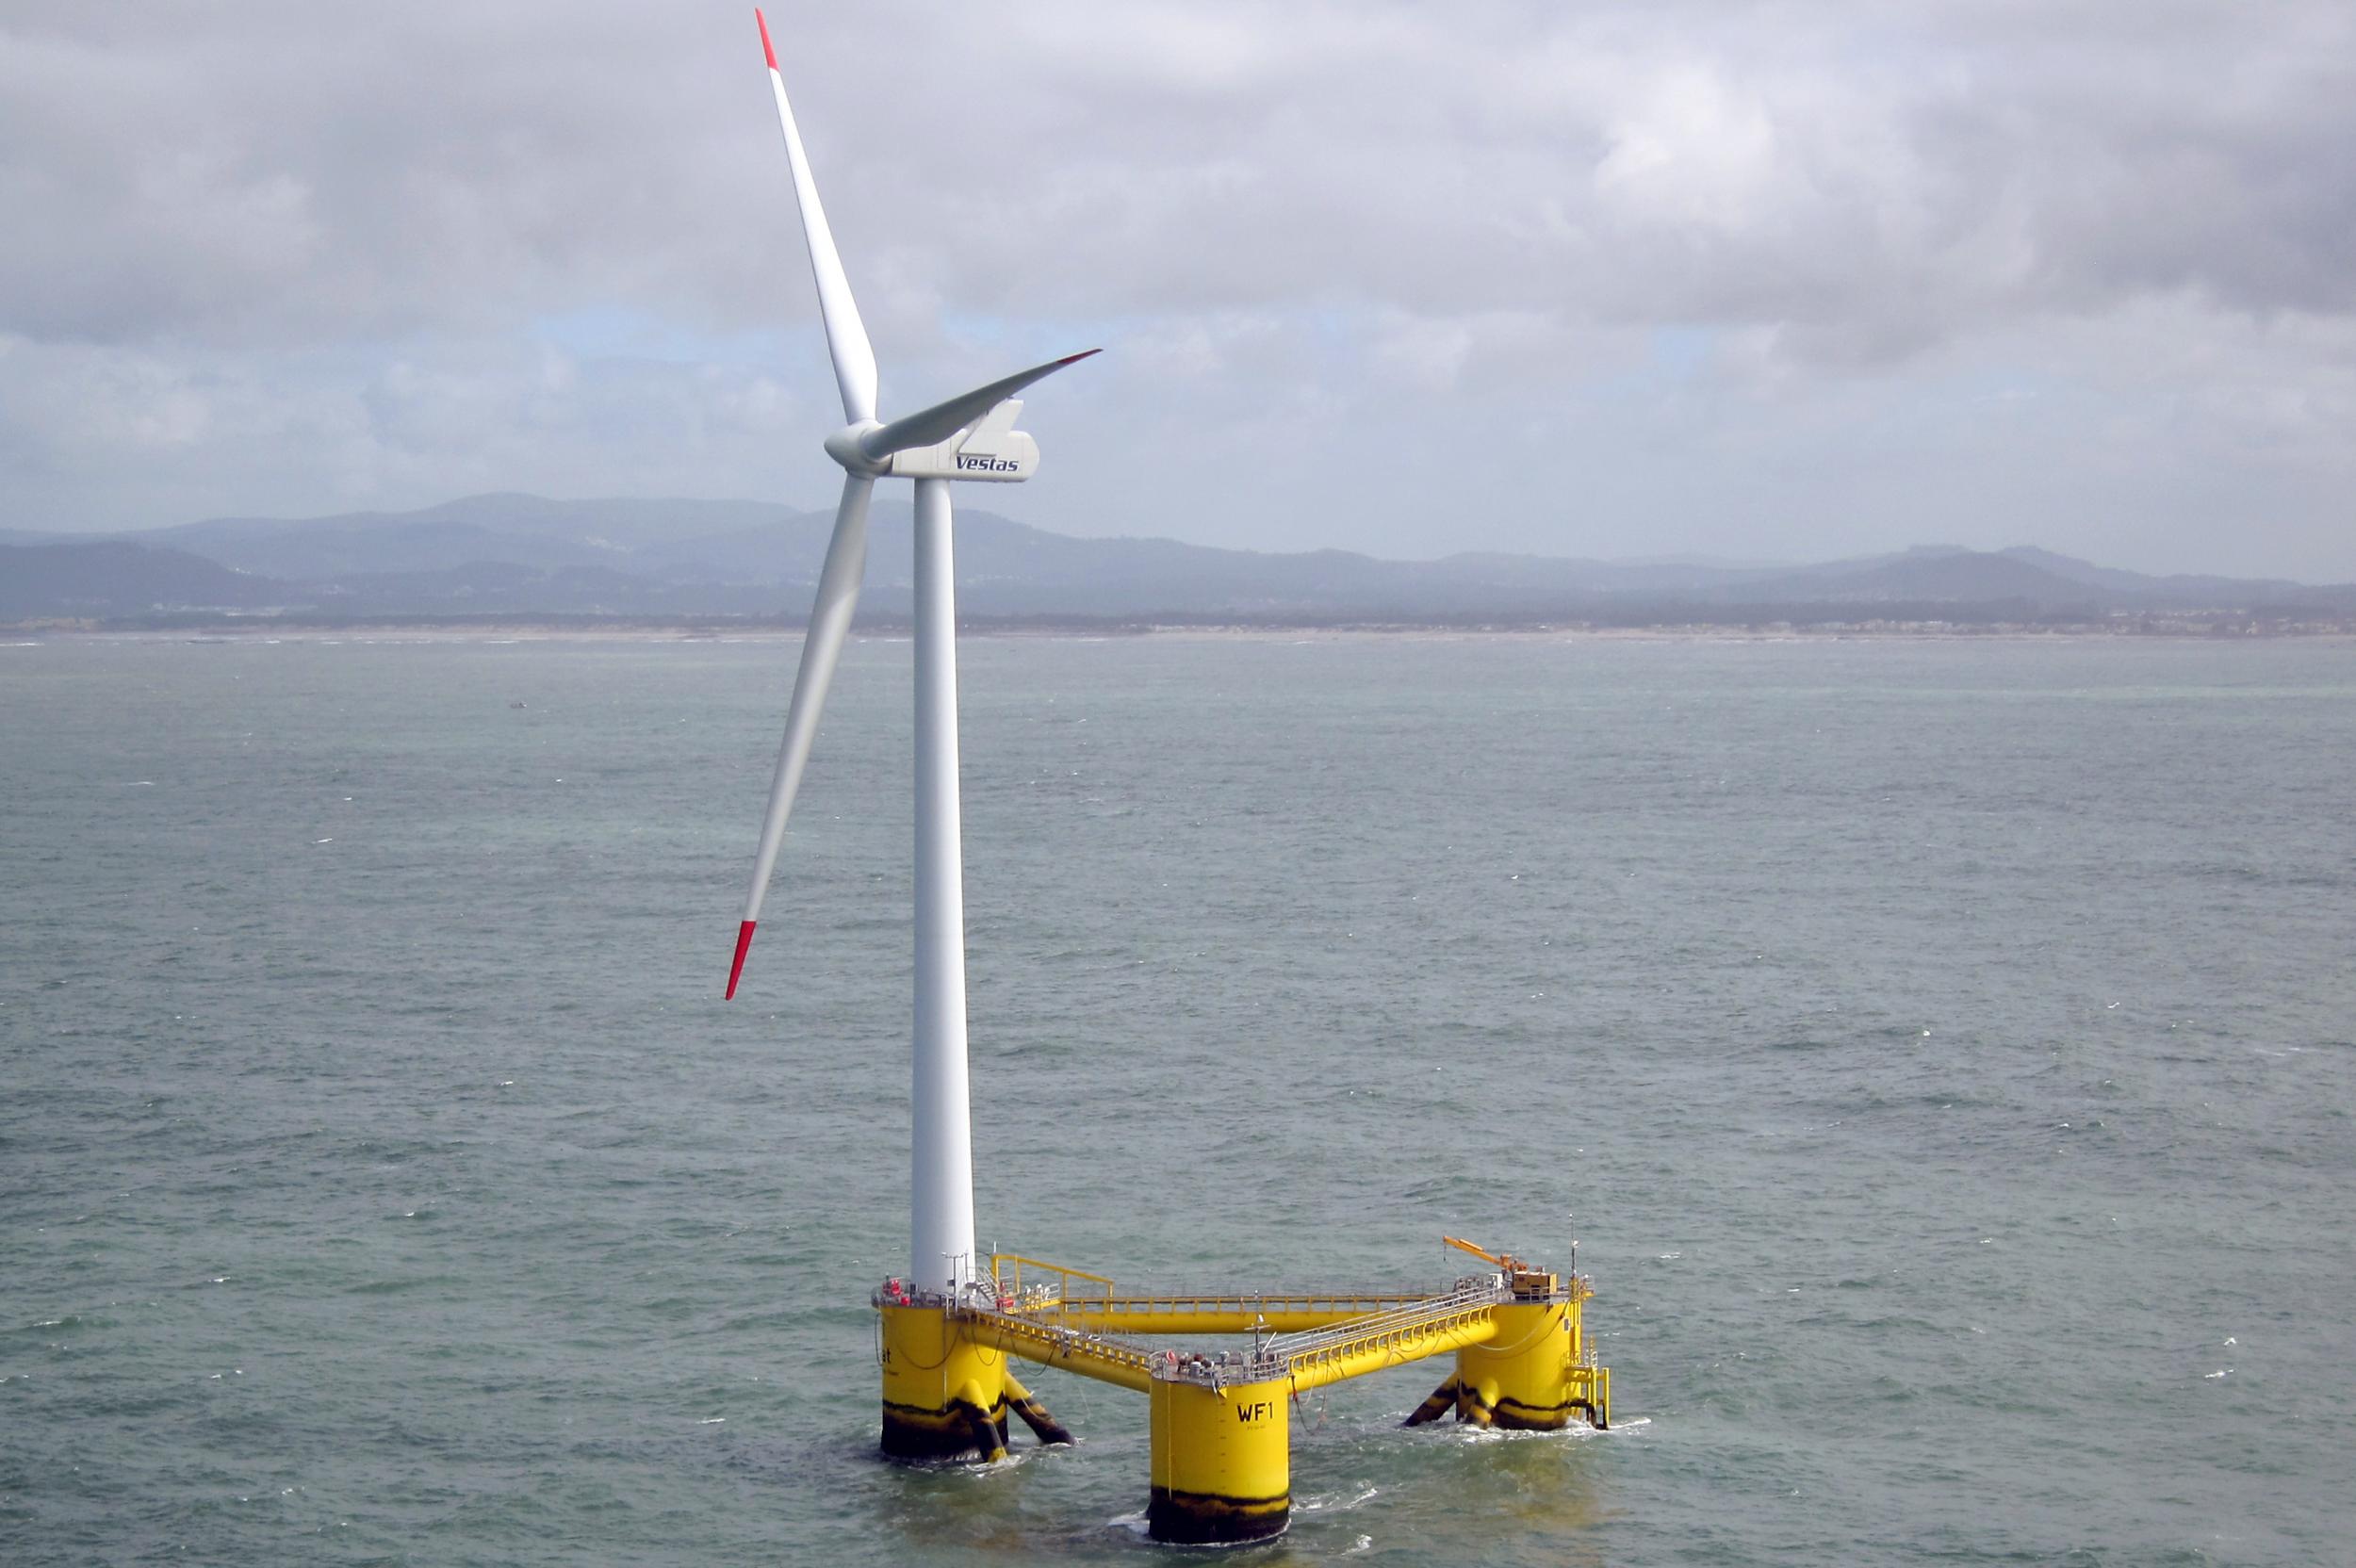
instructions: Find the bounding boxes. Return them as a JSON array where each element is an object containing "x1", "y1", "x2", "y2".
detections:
[{"x1": 6, "y1": 494, "x2": 2352, "y2": 624}]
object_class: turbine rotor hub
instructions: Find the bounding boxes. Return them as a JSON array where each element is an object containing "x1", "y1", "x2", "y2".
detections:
[{"x1": 825, "y1": 420, "x2": 891, "y2": 476}]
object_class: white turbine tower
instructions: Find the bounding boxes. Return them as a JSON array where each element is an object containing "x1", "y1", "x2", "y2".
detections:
[{"x1": 728, "y1": 9, "x2": 1096, "y2": 1298}]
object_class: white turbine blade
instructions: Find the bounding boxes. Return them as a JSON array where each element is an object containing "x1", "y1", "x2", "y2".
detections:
[
  {"x1": 859, "y1": 350, "x2": 1101, "y2": 462},
  {"x1": 756, "y1": 9, "x2": 878, "y2": 424},
  {"x1": 728, "y1": 471, "x2": 875, "y2": 998}
]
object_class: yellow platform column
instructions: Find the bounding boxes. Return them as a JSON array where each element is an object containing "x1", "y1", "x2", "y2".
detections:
[
  {"x1": 1003, "y1": 1370, "x2": 1073, "y2": 1446},
  {"x1": 1457, "y1": 1299, "x2": 1581, "y2": 1431},
  {"x1": 877, "y1": 1302, "x2": 1007, "y2": 1461},
  {"x1": 1148, "y1": 1373, "x2": 1290, "y2": 1544}
]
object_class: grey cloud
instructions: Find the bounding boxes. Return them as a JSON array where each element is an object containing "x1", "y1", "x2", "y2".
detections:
[
  {"x1": 2, "y1": 1, "x2": 2351, "y2": 574},
  {"x1": 11, "y1": 2, "x2": 2350, "y2": 346}
]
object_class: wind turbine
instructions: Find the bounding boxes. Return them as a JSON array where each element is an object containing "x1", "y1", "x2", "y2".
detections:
[{"x1": 728, "y1": 8, "x2": 1096, "y2": 1298}]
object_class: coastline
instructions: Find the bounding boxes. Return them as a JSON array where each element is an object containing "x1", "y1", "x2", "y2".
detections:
[{"x1": 8, "y1": 618, "x2": 2354, "y2": 645}]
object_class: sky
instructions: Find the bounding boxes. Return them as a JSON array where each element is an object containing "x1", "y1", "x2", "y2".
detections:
[{"x1": 3, "y1": 1, "x2": 2351, "y2": 578}]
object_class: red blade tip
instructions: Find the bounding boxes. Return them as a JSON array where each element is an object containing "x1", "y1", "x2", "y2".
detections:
[
  {"x1": 726, "y1": 920, "x2": 758, "y2": 999},
  {"x1": 754, "y1": 9, "x2": 777, "y2": 70}
]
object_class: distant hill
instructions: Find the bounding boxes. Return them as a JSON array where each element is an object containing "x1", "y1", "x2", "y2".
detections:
[
  {"x1": 143, "y1": 494, "x2": 821, "y2": 582},
  {"x1": 0, "y1": 541, "x2": 286, "y2": 618},
  {"x1": 1721, "y1": 548, "x2": 2101, "y2": 610},
  {"x1": 1994, "y1": 546, "x2": 2330, "y2": 608},
  {"x1": 6, "y1": 495, "x2": 2352, "y2": 625}
]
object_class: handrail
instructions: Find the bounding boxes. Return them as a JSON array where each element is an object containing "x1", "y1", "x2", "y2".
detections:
[
  {"x1": 957, "y1": 1306, "x2": 1160, "y2": 1368},
  {"x1": 986, "y1": 1252, "x2": 1116, "y2": 1299},
  {"x1": 1030, "y1": 1290, "x2": 1444, "y2": 1317},
  {"x1": 907, "y1": 1266, "x2": 1582, "y2": 1397},
  {"x1": 1258, "y1": 1282, "x2": 1501, "y2": 1359},
  {"x1": 1276, "y1": 1298, "x2": 1500, "y2": 1385},
  {"x1": 950, "y1": 1282, "x2": 1510, "y2": 1390}
]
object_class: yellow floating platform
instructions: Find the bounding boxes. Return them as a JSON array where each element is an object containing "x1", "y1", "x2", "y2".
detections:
[{"x1": 874, "y1": 1239, "x2": 1611, "y2": 1544}]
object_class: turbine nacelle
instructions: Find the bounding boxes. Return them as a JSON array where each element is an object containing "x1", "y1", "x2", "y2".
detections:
[
  {"x1": 819, "y1": 400, "x2": 1044, "y2": 484},
  {"x1": 888, "y1": 400, "x2": 1039, "y2": 483},
  {"x1": 831, "y1": 349, "x2": 1099, "y2": 483}
]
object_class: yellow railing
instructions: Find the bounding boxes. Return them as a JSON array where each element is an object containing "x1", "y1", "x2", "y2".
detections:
[
  {"x1": 981, "y1": 1255, "x2": 1456, "y2": 1334},
  {"x1": 951, "y1": 1302, "x2": 1161, "y2": 1394},
  {"x1": 1271, "y1": 1287, "x2": 1505, "y2": 1392},
  {"x1": 986, "y1": 1252, "x2": 1116, "y2": 1308},
  {"x1": 1029, "y1": 1290, "x2": 1446, "y2": 1334},
  {"x1": 950, "y1": 1282, "x2": 1512, "y2": 1395},
  {"x1": 926, "y1": 1245, "x2": 1608, "y2": 1423}
]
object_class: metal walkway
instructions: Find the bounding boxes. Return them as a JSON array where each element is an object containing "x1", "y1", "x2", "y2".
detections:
[{"x1": 948, "y1": 1279, "x2": 1520, "y2": 1395}]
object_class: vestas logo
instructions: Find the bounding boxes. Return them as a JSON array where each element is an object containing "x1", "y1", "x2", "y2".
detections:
[{"x1": 957, "y1": 453, "x2": 1023, "y2": 473}]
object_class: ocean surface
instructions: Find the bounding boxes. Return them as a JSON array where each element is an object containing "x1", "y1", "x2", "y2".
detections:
[{"x1": 4, "y1": 631, "x2": 2352, "y2": 1566}]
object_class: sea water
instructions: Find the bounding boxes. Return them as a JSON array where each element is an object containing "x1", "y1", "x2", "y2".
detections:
[{"x1": 4, "y1": 633, "x2": 2351, "y2": 1565}]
